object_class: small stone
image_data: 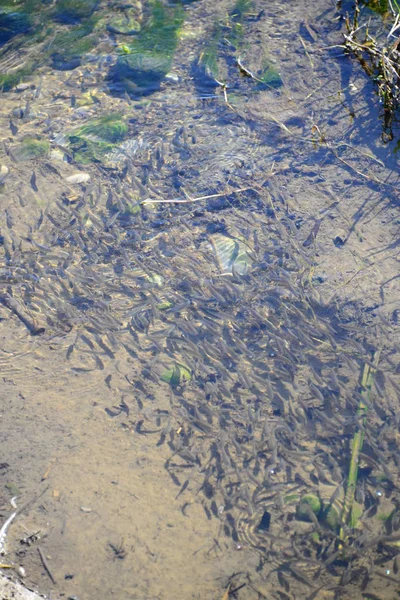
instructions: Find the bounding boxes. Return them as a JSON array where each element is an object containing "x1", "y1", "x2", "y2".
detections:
[
  {"x1": 80, "y1": 506, "x2": 92, "y2": 513},
  {"x1": 0, "y1": 165, "x2": 9, "y2": 185},
  {"x1": 333, "y1": 236, "x2": 345, "y2": 248},
  {"x1": 15, "y1": 83, "x2": 33, "y2": 92},
  {"x1": 165, "y1": 72, "x2": 179, "y2": 83},
  {"x1": 17, "y1": 566, "x2": 26, "y2": 577},
  {"x1": 66, "y1": 173, "x2": 91, "y2": 184}
]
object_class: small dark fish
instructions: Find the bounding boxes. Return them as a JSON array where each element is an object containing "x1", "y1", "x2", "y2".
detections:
[
  {"x1": 303, "y1": 218, "x2": 324, "y2": 247},
  {"x1": 105, "y1": 407, "x2": 121, "y2": 418},
  {"x1": 94, "y1": 354, "x2": 105, "y2": 370},
  {"x1": 30, "y1": 170, "x2": 38, "y2": 192},
  {"x1": 175, "y1": 479, "x2": 189, "y2": 500},
  {"x1": 277, "y1": 570, "x2": 290, "y2": 592},
  {"x1": 5, "y1": 209, "x2": 13, "y2": 229},
  {"x1": 9, "y1": 119, "x2": 18, "y2": 136},
  {"x1": 309, "y1": 381, "x2": 324, "y2": 403},
  {"x1": 394, "y1": 555, "x2": 399, "y2": 574},
  {"x1": 22, "y1": 100, "x2": 31, "y2": 120},
  {"x1": 120, "y1": 398, "x2": 130, "y2": 416},
  {"x1": 34, "y1": 77, "x2": 43, "y2": 99}
]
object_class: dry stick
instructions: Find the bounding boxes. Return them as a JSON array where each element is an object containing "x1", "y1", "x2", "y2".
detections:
[
  {"x1": 37, "y1": 547, "x2": 56, "y2": 584},
  {"x1": 0, "y1": 292, "x2": 45, "y2": 335},
  {"x1": 140, "y1": 186, "x2": 253, "y2": 205}
]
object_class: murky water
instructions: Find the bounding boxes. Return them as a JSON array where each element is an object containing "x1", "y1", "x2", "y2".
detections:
[{"x1": 0, "y1": 1, "x2": 400, "y2": 599}]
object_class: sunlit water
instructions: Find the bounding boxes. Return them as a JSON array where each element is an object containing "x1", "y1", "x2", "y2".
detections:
[{"x1": 0, "y1": 1, "x2": 400, "y2": 599}]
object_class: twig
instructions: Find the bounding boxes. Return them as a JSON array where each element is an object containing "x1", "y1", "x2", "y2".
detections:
[
  {"x1": 140, "y1": 186, "x2": 252, "y2": 205},
  {"x1": 0, "y1": 292, "x2": 45, "y2": 335},
  {"x1": 0, "y1": 512, "x2": 17, "y2": 554},
  {"x1": 37, "y1": 547, "x2": 56, "y2": 584}
]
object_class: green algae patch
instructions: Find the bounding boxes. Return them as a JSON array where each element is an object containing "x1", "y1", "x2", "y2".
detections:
[
  {"x1": 197, "y1": 24, "x2": 226, "y2": 87},
  {"x1": 296, "y1": 494, "x2": 322, "y2": 521},
  {"x1": 0, "y1": 65, "x2": 34, "y2": 91},
  {"x1": 67, "y1": 114, "x2": 128, "y2": 164},
  {"x1": 79, "y1": 114, "x2": 128, "y2": 143},
  {"x1": 256, "y1": 59, "x2": 283, "y2": 89},
  {"x1": 110, "y1": 0, "x2": 184, "y2": 95},
  {"x1": 13, "y1": 137, "x2": 50, "y2": 162},
  {"x1": 161, "y1": 363, "x2": 191, "y2": 386}
]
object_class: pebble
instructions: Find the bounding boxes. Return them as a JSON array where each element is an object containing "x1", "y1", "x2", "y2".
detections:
[
  {"x1": 66, "y1": 173, "x2": 91, "y2": 184},
  {"x1": 0, "y1": 165, "x2": 9, "y2": 185},
  {"x1": 165, "y1": 72, "x2": 180, "y2": 83},
  {"x1": 17, "y1": 566, "x2": 26, "y2": 577},
  {"x1": 80, "y1": 506, "x2": 92, "y2": 513},
  {"x1": 15, "y1": 83, "x2": 34, "y2": 92}
]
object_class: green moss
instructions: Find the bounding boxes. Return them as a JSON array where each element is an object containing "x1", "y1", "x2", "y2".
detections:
[
  {"x1": 284, "y1": 493, "x2": 300, "y2": 504},
  {"x1": 67, "y1": 114, "x2": 128, "y2": 164},
  {"x1": 111, "y1": 0, "x2": 184, "y2": 94},
  {"x1": 377, "y1": 511, "x2": 393, "y2": 521},
  {"x1": 0, "y1": 65, "x2": 33, "y2": 91},
  {"x1": 161, "y1": 363, "x2": 191, "y2": 386},
  {"x1": 323, "y1": 502, "x2": 341, "y2": 531},
  {"x1": 14, "y1": 137, "x2": 49, "y2": 161},
  {"x1": 297, "y1": 494, "x2": 322, "y2": 521},
  {"x1": 257, "y1": 61, "x2": 283, "y2": 89},
  {"x1": 157, "y1": 301, "x2": 173, "y2": 310},
  {"x1": 69, "y1": 137, "x2": 113, "y2": 164},
  {"x1": 231, "y1": 0, "x2": 254, "y2": 19},
  {"x1": 78, "y1": 114, "x2": 128, "y2": 143}
]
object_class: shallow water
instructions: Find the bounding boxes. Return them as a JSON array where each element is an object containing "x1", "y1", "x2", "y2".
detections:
[{"x1": 0, "y1": 1, "x2": 400, "y2": 599}]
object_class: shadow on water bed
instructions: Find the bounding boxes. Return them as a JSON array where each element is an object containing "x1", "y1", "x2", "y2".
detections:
[{"x1": 0, "y1": 1, "x2": 399, "y2": 600}]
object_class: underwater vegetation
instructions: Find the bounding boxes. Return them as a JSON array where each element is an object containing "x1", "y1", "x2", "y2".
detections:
[
  {"x1": 12, "y1": 137, "x2": 50, "y2": 162},
  {"x1": 194, "y1": 0, "x2": 282, "y2": 95},
  {"x1": 50, "y1": 20, "x2": 98, "y2": 70},
  {"x1": 64, "y1": 114, "x2": 128, "y2": 164},
  {"x1": 108, "y1": 0, "x2": 184, "y2": 95}
]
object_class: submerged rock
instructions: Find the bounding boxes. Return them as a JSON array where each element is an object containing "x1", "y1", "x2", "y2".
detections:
[
  {"x1": 0, "y1": 165, "x2": 9, "y2": 185},
  {"x1": 65, "y1": 114, "x2": 128, "y2": 164},
  {"x1": 107, "y1": 10, "x2": 141, "y2": 35},
  {"x1": 0, "y1": 5, "x2": 32, "y2": 45},
  {"x1": 108, "y1": 0, "x2": 184, "y2": 96},
  {"x1": 54, "y1": 0, "x2": 98, "y2": 23}
]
